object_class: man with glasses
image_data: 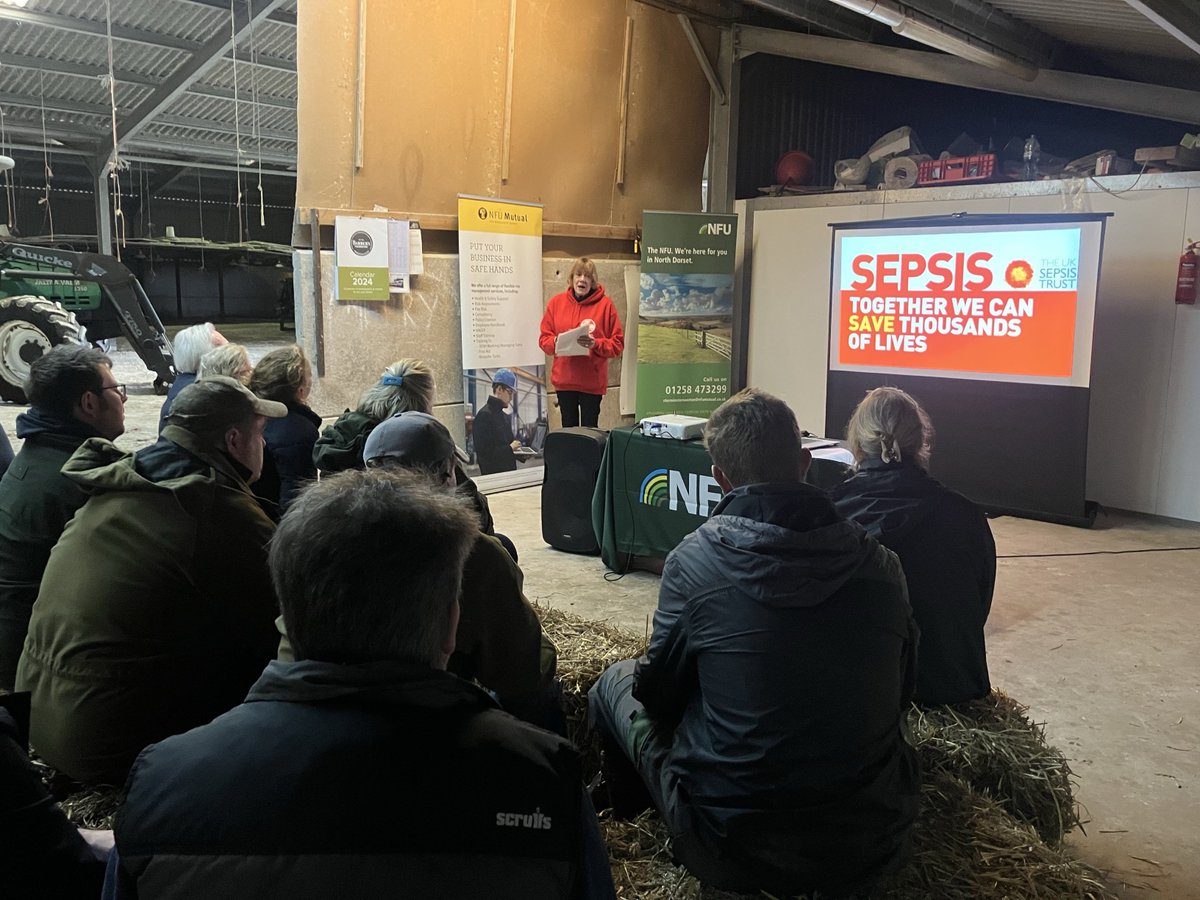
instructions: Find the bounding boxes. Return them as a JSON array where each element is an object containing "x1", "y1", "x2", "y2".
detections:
[
  {"x1": 472, "y1": 368, "x2": 522, "y2": 475},
  {"x1": 17, "y1": 376, "x2": 286, "y2": 786},
  {"x1": 0, "y1": 345, "x2": 126, "y2": 689}
]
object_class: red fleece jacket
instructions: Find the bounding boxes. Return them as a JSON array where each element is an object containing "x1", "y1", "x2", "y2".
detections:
[{"x1": 538, "y1": 285, "x2": 625, "y2": 395}]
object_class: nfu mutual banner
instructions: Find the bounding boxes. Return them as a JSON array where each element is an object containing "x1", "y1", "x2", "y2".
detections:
[{"x1": 636, "y1": 210, "x2": 737, "y2": 419}]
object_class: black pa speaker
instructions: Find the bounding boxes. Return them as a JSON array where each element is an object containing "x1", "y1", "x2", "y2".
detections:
[{"x1": 541, "y1": 427, "x2": 608, "y2": 553}]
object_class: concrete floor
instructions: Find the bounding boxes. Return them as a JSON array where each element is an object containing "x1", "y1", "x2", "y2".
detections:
[
  {"x1": 2, "y1": 327, "x2": 1197, "y2": 897},
  {"x1": 489, "y1": 487, "x2": 1200, "y2": 899}
]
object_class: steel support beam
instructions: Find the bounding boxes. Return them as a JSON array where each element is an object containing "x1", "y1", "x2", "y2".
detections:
[
  {"x1": 0, "y1": 8, "x2": 202, "y2": 52},
  {"x1": 111, "y1": 0, "x2": 288, "y2": 152},
  {"x1": 187, "y1": 83, "x2": 295, "y2": 110},
  {"x1": 898, "y1": 0, "x2": 1055, "y2": 65},
  {"x1": 0, "y1": 51, "x2": 160, "y2": 87},
  {"x1": 736, "y1": 25, "x2": 1200, "y2": 124},
  {"x1": 741, "y1": 0, "x2": 873, "y2": 41},
  {"x1": 118, "y1": 137, "x2": 296, "y2": 167},
  {"x1": 707, "y1": 28, "x2": 739, "y2": 213},
  {"x1": 122, "y1": 155, "x2": 297, "y2": 177},
  {"x1": 225, "y1": 48, "x2": 296, "y2": 72},
  {"x1": 174, "y1": 0, "x2": 296, "y2": 27},
  {"x1": 152, "y1": 113, "x2": 297, "y2": 143},
  {"x1": 1122, "y1": 0, "x2": 1200, "y2": 56}
]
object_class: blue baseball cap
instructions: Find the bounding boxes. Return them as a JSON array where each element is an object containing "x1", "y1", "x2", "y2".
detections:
[{"x1": 492, "y1": 369, "x2": 517, "y2": 391}]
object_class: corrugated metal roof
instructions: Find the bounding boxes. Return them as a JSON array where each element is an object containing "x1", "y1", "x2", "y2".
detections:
[
  {"x1": 0, "y1": 0, "x2": 297, "y2": 170},
  {"x1": 988, "y1": 0, "x2": 1199, "y2": 61}
]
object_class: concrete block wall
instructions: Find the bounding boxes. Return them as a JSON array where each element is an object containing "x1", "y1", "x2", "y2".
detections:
[{"x1": 294, "y1": 251, "x2": 638, "y2": 442}]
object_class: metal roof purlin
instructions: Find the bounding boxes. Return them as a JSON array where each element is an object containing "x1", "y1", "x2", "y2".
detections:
[
  {"x1": 0, "y1": 8, "x2": 204, "y2": 53},
  {"x1": 107, "y1": 0, "x2": 290, "y2": 164},
  {"x1": 1121, "y1": 0, "x2": 1200, "y2": 56}
]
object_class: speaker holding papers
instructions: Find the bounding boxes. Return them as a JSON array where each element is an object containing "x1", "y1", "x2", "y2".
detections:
[{"x1": 541, "y1": 427, "x2": 608, "y2": 553}]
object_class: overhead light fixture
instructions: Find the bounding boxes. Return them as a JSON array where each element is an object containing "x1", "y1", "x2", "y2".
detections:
[
  {"x1": 828, "y1": 0, "x2": 1038, "y2": 81},
  {"x1": 0, "y1": 155, "x2": 14, "y2": 172}
]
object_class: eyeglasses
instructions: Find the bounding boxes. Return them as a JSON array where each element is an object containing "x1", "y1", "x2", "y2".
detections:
[{"x1": 95, "y1": 383, "x2": 127, "y2": 401}]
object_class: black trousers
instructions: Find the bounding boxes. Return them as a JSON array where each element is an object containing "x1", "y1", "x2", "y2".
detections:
[{"x1": 558, "y1": 391, "x2": 602, "y2": 428}]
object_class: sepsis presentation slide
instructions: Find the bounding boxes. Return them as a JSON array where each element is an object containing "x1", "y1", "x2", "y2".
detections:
[{"x1": 829, "y1": 221, "x2": 1102, "y2": 387}]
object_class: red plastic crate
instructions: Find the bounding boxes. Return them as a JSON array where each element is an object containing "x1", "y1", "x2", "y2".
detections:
[{"x1": 917, "y1": 153, "x2": 997, "y2": 185}]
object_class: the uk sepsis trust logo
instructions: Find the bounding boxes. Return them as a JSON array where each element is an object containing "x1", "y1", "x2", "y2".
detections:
[{"x1": 1005, "y1": 259, "x2": 1034, "y2": 288}]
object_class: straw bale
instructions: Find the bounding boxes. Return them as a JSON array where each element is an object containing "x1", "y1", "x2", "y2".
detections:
[
  {"x1": 600, "y1": 775, "x2": 1114, "y2": 900},
  {"x1": 910, "y1": 692, "x2": 1079, "y2": 844}
]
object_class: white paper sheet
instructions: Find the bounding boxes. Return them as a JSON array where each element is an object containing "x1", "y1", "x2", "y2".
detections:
[{"x1": 554, "y1": 318, "x2": 595, "y2": 357}]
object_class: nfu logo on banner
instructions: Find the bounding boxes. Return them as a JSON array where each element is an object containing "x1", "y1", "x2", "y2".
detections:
[{"x1": 640, "y1": 468, "x2": 722, "y2": 517}]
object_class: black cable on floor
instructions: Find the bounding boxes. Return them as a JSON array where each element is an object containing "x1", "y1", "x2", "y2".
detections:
[{"x1": 998, "y1": 546, "x2": 1200, "y2": 559}]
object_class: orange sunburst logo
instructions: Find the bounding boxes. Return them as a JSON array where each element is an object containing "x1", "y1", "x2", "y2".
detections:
[{"x1": 1005, "y1": 260, "x2": 1034, "y2": 288}]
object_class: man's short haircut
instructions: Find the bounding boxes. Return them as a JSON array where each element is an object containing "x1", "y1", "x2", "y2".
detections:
[
  {"x1": 196, "y1": 343, "x2": 251, "y2": 382},
  {"x1": 250, "y1": 344, "x2": 308, "y2": 404},
  {"x1": 705, "y1": 388, "x2": 804, "y2": 487},
  {"x1": 171, "y1": 322, "x2": 218, "y2": 373},
  {"x1": 25, "y1": 344, "x2": 112, "y2": 417},
  {"x1": 568, "y1": 257, "x2": 598, "y2": 286},
  {"x1": 845, "y1": 386, "x2": 934, "y2": 469},
  {"x1": 355, "y1": 358, "x2": 435, "y2": 423},
  {"x1": 271, "y1": 469, "x2": 477, "y2": 666}
]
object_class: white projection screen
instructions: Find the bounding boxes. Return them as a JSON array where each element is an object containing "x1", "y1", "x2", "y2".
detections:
[{"x1": 825, "y1": 213, "x2": 1110, "y2": 525}]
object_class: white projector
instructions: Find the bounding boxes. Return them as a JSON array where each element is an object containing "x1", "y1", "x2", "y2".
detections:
[{"x1": 639, "y1": 414, "x2": 708, "y2": 441}]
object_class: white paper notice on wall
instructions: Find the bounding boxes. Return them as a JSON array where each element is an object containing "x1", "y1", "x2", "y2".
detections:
[
  {"x1": 408, "y1": 222, "x2": 424, "y2": 276},
  {"x1": 388, "y1": 219, "x2": 411, "y2": 293}
]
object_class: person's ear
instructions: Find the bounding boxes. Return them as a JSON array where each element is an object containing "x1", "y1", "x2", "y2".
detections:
[
  {"x1": 712, "y1": 464, "x2": 733, "y2": 494},
  {"x1": 75, "y1": 389, "x2": 101, "y2": 422},
  {"x1": 224, "y1": 424, "x2": 242, "y2": 456},
  {"x1": 798, "y1": 447, "x2": 813, "y2": 481}
]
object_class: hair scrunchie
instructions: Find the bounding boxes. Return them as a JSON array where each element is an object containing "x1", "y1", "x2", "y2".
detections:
[
  {"x1": 880, "y1": 435, "x2": 902, "y2": 464},
  {"x1": 380, "y1": 374, "x2": 404, "y2": 386}
]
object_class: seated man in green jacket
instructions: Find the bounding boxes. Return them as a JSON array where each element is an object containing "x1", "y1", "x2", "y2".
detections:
[{"x1": 17, "y1": 376, "x2": 286, "y2": 786}]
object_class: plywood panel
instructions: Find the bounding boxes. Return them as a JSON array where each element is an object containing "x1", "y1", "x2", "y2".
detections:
[
  {"x1": 745, "y1": 203, "x2": 880, "y2": 434},
  {"x1": 1015, "y1": 189, "x2": 1188, "y2": 513},
  {"x1": 296, "y1": 0, "x2": 711, "y2": 229},
  {"x1": 1157, "y1": 189, "x2": 1200, "y2": 520}
]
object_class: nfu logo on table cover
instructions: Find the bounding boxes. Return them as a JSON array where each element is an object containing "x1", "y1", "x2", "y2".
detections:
[{"x1": 640, "y1": 468, "x2": 722, "y2": 517}]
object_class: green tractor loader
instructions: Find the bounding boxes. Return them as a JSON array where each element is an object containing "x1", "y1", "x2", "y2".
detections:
[{"x1": 0, "y1": 241, "x2": 176, "y2": 403}]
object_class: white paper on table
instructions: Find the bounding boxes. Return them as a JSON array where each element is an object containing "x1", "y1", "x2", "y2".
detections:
[{"x1": 555, "y1": 318, "x2": 595, "y2": 356}]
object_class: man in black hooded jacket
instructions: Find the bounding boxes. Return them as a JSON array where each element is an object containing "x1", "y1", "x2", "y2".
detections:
[
  {"x1": 590, "y1": 388, "x2": 920, "y2": 897},
  {"x1": 0, "y1": 346, "x2": 126, "y2": 689}
]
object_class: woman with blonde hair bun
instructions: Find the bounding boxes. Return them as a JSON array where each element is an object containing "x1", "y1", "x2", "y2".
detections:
[{"x1": 829, "y1": 386, "x2": 995, "y2": 706}]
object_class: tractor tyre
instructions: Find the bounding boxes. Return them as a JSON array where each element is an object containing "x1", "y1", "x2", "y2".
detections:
[{"x1": 0, "y1": 295, "x2": 84, "y2": 404}]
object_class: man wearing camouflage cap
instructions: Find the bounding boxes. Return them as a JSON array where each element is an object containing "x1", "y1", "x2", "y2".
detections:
[{"x1": 17, "y1": 376, "x2": 286, "y2": 786}]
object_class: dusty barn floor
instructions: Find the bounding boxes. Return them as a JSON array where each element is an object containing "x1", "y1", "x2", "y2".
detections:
[{"x1": 2, "y1": 324, "x2": 1197, "y2": 898}]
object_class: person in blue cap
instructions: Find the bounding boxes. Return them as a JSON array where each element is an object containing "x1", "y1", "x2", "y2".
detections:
[{"x1": 471, "y1": 368, "x2": 521, "y2": 476}]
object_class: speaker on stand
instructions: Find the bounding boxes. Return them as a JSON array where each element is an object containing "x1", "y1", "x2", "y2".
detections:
[{"x1": 541, "y1": 427, "x2": 608, "y2": 553}]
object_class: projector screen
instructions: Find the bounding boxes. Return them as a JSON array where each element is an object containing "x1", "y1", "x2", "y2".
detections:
[
  {"x1": 829, "y1": 219, "x2": 1103, "y2": 388},
  {"x1": 825, "y1": 213, "x2": 1110, "y2": 525}
]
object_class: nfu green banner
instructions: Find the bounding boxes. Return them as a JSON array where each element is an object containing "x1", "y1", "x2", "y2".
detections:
[{"x1": 636, "y1": 210, "x2": 737, "y2": 418}]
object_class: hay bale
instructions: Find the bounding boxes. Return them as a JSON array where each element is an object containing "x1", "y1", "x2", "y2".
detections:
[
  {"x1": 909, "y1": 693, "x2": 1080, "y2": 844},
  {"x1": 536, "y1": 604, "x2": 646, "y2": 779},
  {"x1": 59, "y1": 786, "x2": 123, "y2": 830},
  {"x1": 600, "y1": 775, "x2": 1115, "y2": 900}
]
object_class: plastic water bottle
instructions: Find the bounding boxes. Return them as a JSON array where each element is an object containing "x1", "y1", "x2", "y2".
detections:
[{"x1": 1022, "y1": 135, "x2": 1041, "y2": 180}]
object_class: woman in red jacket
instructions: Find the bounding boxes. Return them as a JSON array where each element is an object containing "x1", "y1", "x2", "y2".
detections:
[{"x1": 538, "y1": 258, "x2": 625, "y2": 428}]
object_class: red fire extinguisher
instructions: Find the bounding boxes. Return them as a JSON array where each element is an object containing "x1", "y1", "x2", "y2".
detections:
[{"x1": 1178, "y1": 240, "x2": 1198, "y2": 305}]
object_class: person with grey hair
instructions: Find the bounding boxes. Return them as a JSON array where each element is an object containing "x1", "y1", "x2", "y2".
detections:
[
  {"x1": 829, "y1": 386, "x2": 995, "y2": 705},
  {"x1": 196, "y1": 343, "x2": 252, "y2": 383},
  {"x1": 589, "y1": 388, "x2": 920, "y2": 897},
  {"x1": 103, "y1": 470, "x2": 616, "y2": 900},
  {"x1": 157, "y1": 322, "x2": 227, "y2": 432},
  {"x1": 0, "y1": 344, "x2": 126, "y2": 689},
  {"x1": 17, "y1": 376, "x2": 286, "y2": 786}
]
